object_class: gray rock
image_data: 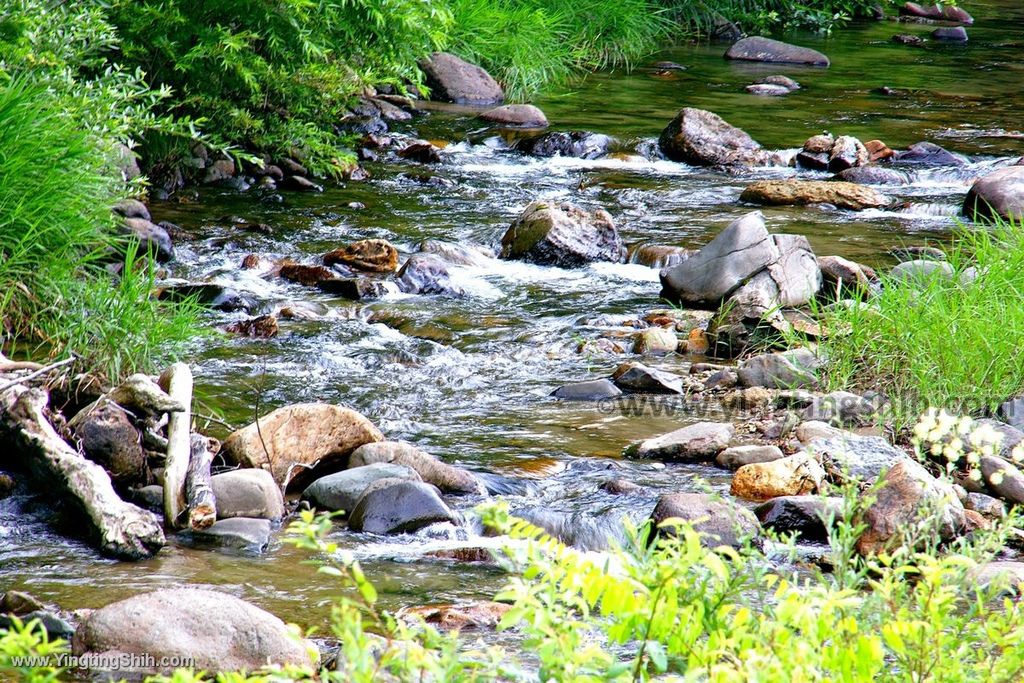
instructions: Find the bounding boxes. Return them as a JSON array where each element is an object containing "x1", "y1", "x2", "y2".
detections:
[
  {"x1": 72, "y1": 402, "x2": 146, "y2": 485},
  {"x1": 809, "y1": 433, "x2": 909, "y2": 482},
  {"x1": 963, "y1": 166, "x2": 1024, "y2": 222},
  {"x1": 932, "y1": 26, "x2": 968, "y2": 41},
  {"x1": 500, "y1": 201, "x2": 625, "y2": 267},
  {"x1": 420, "y1": 52, "x2": 503, "y2": 105},
  {"x1": 635, "y1": 421, "x2": 734, "y2": 461},
  {"x1": 158, "y1": 283, "x2": 252, "y2": 312},
  {"x1": 203, "y1": 159, "x2": 235, "y2": 184},
  {"x1": 818, "y1": 255, "x2": 877, "y2": 295},
  {"x1": 0, "y1": 611, "x2": 73, "y2": 640},
  {"x1": 600, "y1": 479, "x2": 642, "y2": 494},
  {"x1": 551, "y1": 378, "x2": 623, "y2": 400},
  {"x1": 650, "y1": 493, "x2": 761, "y2": 548},
  {"x1": 658, "y1": 108, "x2": 779, "y2": 167},
  {"x1": 302, "y1": 463, "x2": 420, "y2": 513},
  {"x1": 318, "y1": 277, "x2": 393, "y2": 300},
  {"x1": 72, "y1": 588, "x2": 314, "y2": 674},
  {"x1": 759, "y1": 234, "x2": 822, "y2": 307},
  {"x1": 796, "y1": 420, "x2": 845, "y2": 444},
  {"x1": 704, "y1": 369, "x2": 738, "y2": 390},
  {"x1": 186, "y1": 517, "x2": 272, "y2": 552},
  {"x1": 968, "y1": 562, "x2": 1024, "y2": 594},
  {"x1": 418, "y1": 240, "x2": 494, "y2": 267},
  {"x1": 210, "y1": 469, "x2": 285, "y2": 521},
  {"x1": 965, "y1": 492, "x2": 1005, "y2": 519},
  {"x1": 980, "y1": 455, "x2": 1024, "y2": 505},
  {"x1": 975, "y1": 418, "x2": 1024, "y2": 458},
  {"x1": 755, "y1": 495, "x2": 843, "y2": 541},
  {"x1": 129, "y1": 484, "x2": 164, "y2": 514},
  {"x1": 515, "y1": 508, "x2": 633, "y2": 551},
  {"x1": 1, "y1": 590, "x2": 44, "y2": 616},
  {"x1": 759, "y1": 75, "x2": 800, "y2": 90},
  {"x1": 835, "y1": 165, "x2": 911, "y2": 185},
  {"x1": 478, "y1": 104, "x2": 548, "y2": 128},
  {"x1": 998, "y1": 396, "x2": 1024, "y2": 431},
  {"x1": 893, "y1": 141, "x2": 969, "y2": 167},
  {"x1": 349, "y1": 441, "x2": 485, "y2": 495},
  {"x1": 348, "y1": 478, "x2": 458, "y2": 534},
  {"x1": 611, "y1": 362, "x2": 684, "y2": 394},
  {"x1": 801, "y1": 390, "x2": 878, "y2": 426},
  {"x1": 716, "y1": 444, "x2": 784, "y2": 469},
  {"x1": 514, "y1": 131, "x2": 610, "y2": 159},
  {"x1": 121, "y1": 218, "x2": 173, "y2": 262},
  {"x1": 112, "y1": 143, "x2": 141, "y2": 182},
  {"x1": 627, "y1": 244, "x2": 695, "y2": 269},
  {"x1": 725, "y1": 36, "x2": 830, "y2": 66},
  {"x1": 890, "y1": 259, "x2": 955, "y2": 284},
  {"x1": 737, "y1": 347, "x2": 822, "y2": 389},
  {"x1": 396, "y1": 254, "x2": 464, "y2": 296},
  {"x1": 112, "y1": 199, "x2": 150, "y2": 221},
  {"x1": 745, "y1": 84, "x2": 791, "y2": 96}
]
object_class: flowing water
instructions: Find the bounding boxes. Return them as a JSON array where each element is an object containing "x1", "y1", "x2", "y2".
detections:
[{"x1": 2, "y1": 0, "x2": 1023, "y2": 645}]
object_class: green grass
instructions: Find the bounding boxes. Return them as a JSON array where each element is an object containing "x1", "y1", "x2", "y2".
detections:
[{"x1": 820, "y1": 217, "x2": 1024, "y2": 430}]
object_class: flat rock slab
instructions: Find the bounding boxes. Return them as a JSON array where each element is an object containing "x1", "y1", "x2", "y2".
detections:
[
  {"x1": 302, "y1": 463, "x2": 421, "y2": 513},
  {"x1": 726, "y1": 37, "x2": 830, "y2": 66},
  {"x1": 740, "y1": 180, "x2": 890, "y2": 211},
  {"x1": 635, "y1": 421, "x2": 733, "y2": 461}
]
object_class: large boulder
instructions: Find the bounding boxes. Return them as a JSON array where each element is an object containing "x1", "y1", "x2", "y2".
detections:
[
  {"x1": 210, "y1": 469, "x2": 285, "y2": 521},
  {"x1": 513, "y1": 131, "x2": 611, "y2": 159},
  {"x1": 222, "y1": 403, "x2": 384, "y2": 491},
  {"x1": 740, "y1": 180, "x2": 890, "y2": 211},
  {"x1": 70, "y1": 402, "x2": 146, "y2": 485},
  {"x1": 634, "y1": 421, "x2": 733, "y2": 461},
  {"x1": 323, "y1": 239, "x2": 399, "y2": 273},
  {"x1": 348, "y1": 441, "x2": 485, "y2": 495},
  {"x1": 650, "y1": 493, "x2": 761, "y2": 548},
  {"x1": 855, "y1": 458, "x2": 965, "y2": 556},
  {"x1": 72, "y1": 588, "x2": 314, "y2": 674},
  {"x1": 302, "y1": 463, "x2": 421, "y2": 513},
  {"x1": 730, "y1": 453, "x2": 825, "y2": 500},
  {"x1": 737, "y1": 347, "x2": 822, "y2": 389},
  {"x1": 963, "y1": 166, "x2": 1024, "y2": 222},
  {"x1": 420, "y1": 52, "x2": 503, "y2": 105},
  {"x1": 658, "y1": 108, "x2": 779, "y2": 167},
  {"x1": 348, "y1": 478, "x2": 458, "y2": 534},
  {"x1": 500, "y1": 201, "x2": 625, "y2": 267},
  {"x1": 725, "y1": 36, "x2": 830, "y2": 66}
]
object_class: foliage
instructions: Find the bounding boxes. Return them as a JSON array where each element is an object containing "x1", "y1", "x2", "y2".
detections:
[
  {"x1": 0, "y1": 618, "x2": 66, "y2": 682},
  {"x1": 820, "y1": 217, "x2": 1024, "y2": 430}
]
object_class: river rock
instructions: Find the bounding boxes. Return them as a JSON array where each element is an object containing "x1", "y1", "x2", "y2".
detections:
[
  {"x1": 186, "y1": 517, "x2": 273, "y2": 552},
  {"x1": 865, "y1": 139, "x2": 895, "y2": 162},
  {"x1": 279, "y1": 175, "x2": 323, "y2": 192},
  {"x1": 755, "y1": 495, "x2": 842, "y2": 540},
  {"x1": 810, "y1": 433, "x2": 909, "y2": 483},
  {"x1": 280, "y1": 263, "x2": 335, "y2": 286},
  {"x1": 835, "y1": 165, "x2": 910, "y2": 185},
  {"x1": 963, "y1": 166, "x2": 1024, "y2": 222},
  {"x1": 740, "y1": 180, "x2": 889, "y2": 211},
  {"x1": 600, "y1": 479, "x2": 642, "y2": 494},
  {"x1": 890, "y1": 259, "x2": 955, "y2": 284},
  {"x1": 650, "y1": 493, "x2": 761, "y2": 548},
  {"x1": 796, "y1": 420, "x2": 845, "y2": 444},
  {"x1": 516, "y1": 508, "x2": 631, "y2": 550},
  {"x1": 893, "y1": 141, "x2": 968, "y2": 166},
  {"x1": 72, "y1": 588, "x2": 314, "y2": 673},
  {"x1": 551, "y1": 378, "x2": 623, "y2": 400},
  {"x1": 827, "y1": 136, "x2": 869, "y2": 173},
  {"x1": 72, "y1": 402, "x2": 146, "y2": 485},
  {"x1": 159, "y1": 283, "x2": 252, "y2": 312},
  {"x1": 210, "y1": 469, "x2": 285, "y2": 521},
  {"x1": 479, "y1": 104, "x2": 548, "y2": 128},
  {"x1": 745, "y1": 84, "x2": 791, "y2": 96},
  {"x1": 515, "y1": 130, "x2": 611, "y2": 160},
  {"x1": 932, "y1": 26, "x2": 968, "y2": 41},
  {"x1": 632, "y1": 327, "x2": 679, "y2": 354},
  {"x1": 627, "y1": 244, "x2": 695, "y2": 268},
  {"x1": 302, "y1": 463, "x2": 421, "y2": 513},
  {"x1": 397, "y1": 141, "x2": 442, "y2": 164},
  {"x1": 658, "y1": 108, "x2": 778, "y2": 166},
  {"x1": 965, "y1": 492, "x2": 1005, "y2": 519},
  {"x1": 0, "y1": 590, "x2": 44, "y2": 616},
  {"x1": 112, "y1": 199, "x2": 151, "y2": 221},
  {"x1": 737, "y1": 347, "x2": 822, "y2": 389},
  {"x1": 399, "y1": 601, "x2": 511, "y2": 631},
  {"x1": 348, "y1": 441, "x2": 485, "y2": 495},
  {"x1": 731, "y1": 453, "x2": 825, "y2": 500},
  {"x1": 348, "y1": 478, "x2": 458, "y2": 534},
  {"x1": 121, "y1": 218, "x2": 173, "y2": 262},
  {"x1": 500, "y1": 201, "x2": 624, "y2": 267},
  {"x1": 318, "y1": 277, "x2": 393, "y2": 300},
  {"x1": 855, "y1": 458, "x2": 964, "y2": 555},
  {"x1": 420, "y1": 52, "x2": 503, "y2": 105},
  {"x1": 725, "y1": 36, "x2": 829, "y2": 66},
  {"x1": 969, "y1": 562, "x2": 1024, "y2": 595},
  {"x1": 716, "y1": 444, "x2": 784, "y2": 469},
  {"x1": 801, "y1": 390, "x2": 878, "y2": 425},
  {"x1": 759, "y1": 74, "x2": 800, "y2": 90},
  {"x1": 113, "y1": 143, "x2": 141, "y2": 182},
  {"x1": 980, "y1": 455, "x2": 1024, "y2": 505},
  {"x1": 818, "y1": 255, "x2": 877, "y2": 295},
  {"x1": 635, "y1": 421, "x2": 733, "y2": 461},
  {"x1": 323, "y1": 239, "x2": 399, "y2": 273},
  {"x1": 611, "y1": 362, "x2": 684, "y2": 394},
  {"x1": 704, "y1": 369, "x2": 738, "y2": 390},
  {"x1": 222, "y1": 403, "x2": 384, "y2": 490},
  {"x1": 0, "y1": 610, "x2": 73, "y2": 640},
  {"x1": 418, "y1": 240, "x2": 493, "y2": 267},
  {"x1": 396, "y1": 253, "x2": 464, "y2": 296}
]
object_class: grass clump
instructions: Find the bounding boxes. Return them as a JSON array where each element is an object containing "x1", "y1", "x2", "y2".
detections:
[{"x1": 820, "y1": 218, "x2": 1024, "y2": 430}]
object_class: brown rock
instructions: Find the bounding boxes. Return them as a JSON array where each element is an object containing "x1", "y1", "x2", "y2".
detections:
[
  {"x1": 224, "y1": 314, "x2": 279, "y2": 338},
  {"x1": 348, "y1": 441, "x2": 485, "y2": 495},
  {"x1": 323, "y1": 239, "x2": 399, "y2": 273},
  {"x1": 398, "y1": 601, "x2": 511, "y2": 631},
  {"x1": 864, "y1": 140, "x2": 895, "y2": 162},
  {"x1": 240, "y1": 254, "x2": 260, "y2": 269},
  {"x1": 730, "y1": 453, "x2": 825, "y2": 500},
  {"x1": 740, "y1": 180, "x2": 890, "y2": 211},
  {"x1": 280, "y1": 263, "x2": 335, "y2": 286}
]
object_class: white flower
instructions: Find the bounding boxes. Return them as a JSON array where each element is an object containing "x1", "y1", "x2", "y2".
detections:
[
  {"x1": 931, "y1": 442, "x2": 944, "y2": 457},
  {"x1": 969, "y1": 468, "x2": 983, "y2": 481},
  {"x1": 949, "y1": 438, "x2": 963, "y2": 454},
  {"x1": 943, "y1": 445, "x2": 960, "y2": 462},
  {"x1": 990, "y1": 470, "x2": 1005, "y2": 486},
  {"x1": 966, "y1": 451, "x2": 980, "y2": 465},
  {"x1": 1012, "y1": 445, "x2": 1024, "y2": 462}
]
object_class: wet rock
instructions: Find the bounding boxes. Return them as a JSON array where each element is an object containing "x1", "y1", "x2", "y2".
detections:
[
  {"x1": 0, "y1": 472, "x2": 15, "y2": 499},
  {"x1": 740, "y1": 180, "x2": 889, "y2": 211},
  {"x1": 632, "y1": 327, "x2": 679, "y2": 355},
  {"x1": 210, "y1": 469, "x2": 285, "y2": 521},
  {"x1": 965, "y1": 492, "x2": 1005, "y2": 519},
  {"x1": 71, "y1": 402, "x2": 146, "y2": 485},
  {"x1": 398, "y1": 141, "x2": 442, "y2": 164},
  {"x1": 658, "y1": 108, "x2": 779, "y2": 166},
  {"x1": 635, "y1": 421, "x2": 733, "y2": 461},
  {"x1": 396, "y1": 254, "x2": 464, "y2": 296},
  {"x1": 72, "y1": 588, "x2": 314, "y2": 673},
  {"x1": 224, "y1": 314, "x2": 279, "y2": 338},
  {"x1": 650, "y1": 493, "x2": 760, "y2": 548},
  {"x1": 835, "y1": 165, "x2": 910, "y2": 185},
  {"x1": 418, "y1": 240, "x2": 494, "y2": 267},
  {"x1": 222, "y1": 403, "x2": 384, "y2": 490},
  {"x1": 317, "y1": 278, "x2": 393, "y2": 300},
  {"x1": 716, "y1": 444, "x2": 784, "y2": 469},
  {"x1": 600, "y1": 479, "x2": 642, "y2": 494},
  {"x1": 932, "y1": 26, "x2": 968, "y2": 41},
  {"x1": 864, "y1": 139, "x2": 895, "y2": 162},
  {"x1": 515, "y1": 508, "x2": 631, "y2": 550},
  {"x1": 479, "y1": 104, "x2": 548, "y2": 128},
  {"x1": 755, "y1": 495, "x2": 842, "y2": 540},
  {"x1": 302, "y1": 463, "x2": 420, "y2": 513},
  {"x1": 818, "y1": 255, "x2": 877, "y2": 296},
  {"x1": 0, "y1": 611, "x2": 74, "y2": 640},
  {"x1": 551, "y1": 378, "x2": 622, "y2": 401},
  {"x1": 809, "y1": 433, "x2": 908, "y2": 483},
  {"x1": 828, "y1": 136, "x2": 869, "y2": 173},
  {"x1": 513, "y1": 131, "x2": 611, "y2": 159},
  {"x1": 203, "y1": 159, "x2": 235, "y2": 184},
  {"x1": 893, "y1": 141, "x2": 968, "y2": 167},
  {"x1": 980, "y1": 455, "x2": 1024, "y2": 505},
  {"x1": 278, "y1": 158, "x2": 308, "y2": 176},
  {"x1": 737, "y1": 347, "x2": 821, "y2": 389},
  {"x1": 611, "y1": 362, "x2": 684, "y2": 394},
  {"x1": 803, "y1": 133, "x2": 834, "y2": 154},
  {"x1": 627, "y1": 244, "x2": 695, "y2": 269},
  {"x1": 500, "y1": 201, "x2": 624, "y2": 267},
  {"x1": 121, "y1": 218, "x2": 173, "y2": 262},
  {"x1": 349, "y1": 441, "x2": 485, "y2": 495},
  {"x1": 420, "y1": 52, "x2": 503, "y2": 105},
  {"x1": 801, "y1": 391, "x2": 878, "y2": 426},
  {"x1": 890, "y1": 259, "x2": 955, "y2": 284},
  {"x1": 745, "y1": 84, "x2": 791, "y2": 96},
  {"x1": 893, "y1": 33, "x2": 925, "y2": 46},
  {"x1": 185, "y1": 517, "x2": 272, "y2": 552},
  {"x1": 731, "y1": 452, "x2": 825, "y2": 500},
  {"x1": 963, "y1": 166, "x2": 1024, "y2": 222},
  {"x1": 280, "y1": 263, "x2": 335, "y2": 286},
  {"x1": 398, "y1": 601, "x2": 511, "y2": 631},
  {"x1": 348, "y1": 478, "x2": 458, "y2": 534},
  {"x1": 759, "y1": 75, "x2": 800, "y2": 90},
  {"x1": 279, "y1": 175, "x2": 323, "y2": 192},
  {"x1": 796, "y1": 151, "x2": 829, "y2": 171},
  {"x1": 725, "y1": 36, "x2": 829, "y2": 66},
  {"x1": 323, "y1": 239, "x2": 399, "y2": 273},
  {"x1": 112, "y1": 199, "x2": 150, "y2": 221},
  {"x1": 855, "y1": 458, "x2": 964, "y2": 556},
  {"x1": 0, "y1": 590, "x2": 44, "y2": 616}
]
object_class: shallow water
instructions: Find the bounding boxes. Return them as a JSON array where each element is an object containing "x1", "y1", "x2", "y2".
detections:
[{"x1": 2, "y1": 0, "x2": 1023, "y2": 643}]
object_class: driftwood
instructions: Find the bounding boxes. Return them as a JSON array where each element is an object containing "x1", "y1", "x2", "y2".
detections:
[
  {"x1": 0, "y1": 357, "x2": 76, "y2": 394},
  {"x1": 108, "y1": 374, "x2": 186, "y2": 417},
  {"x1": 159, "y1": 363, "x2": 193, "y2": 528},
  {"x1": 185, "y1": 434, "x2": 216, "y2": 529},
  {"x1": 0, "y1": 385, "x2": 165, "y2": 560}
]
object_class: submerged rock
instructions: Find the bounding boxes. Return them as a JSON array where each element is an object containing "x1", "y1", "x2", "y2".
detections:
[
  {"x1": 348, "y1": 478, "x2": 458, "y2": 534},
  {"x1": 513, "y1": 131, "x2": 611, "y2": 159},
  {"x1": 740, "y1": 180, "x2": 889, "y2": 211},
  {"x1": 348, "y1": 441, "x2": 485, "y2": 495},
  {"x1": 963, "y1": 165, "x2": 1024, "y2": 222},
  {"x1": 627, "y1": 244, "x2": 695, "y2": 269},
  {"x1": 725, "y1": 36, "x2": 830, "y2": 66},
  {"x1": 185, "y1": 517, "x2": 272, "y2": 552},
  {"x1": 932, "y1": 27, "x2": 969, "y2": 41},
  {"x1": 72, "y1": 588, "x2": 314, "y2": 674},
  {"x1": 745, "y1": 84, "x2": 791, "y2": 97},
  {"x1": 658, "y1": 108, "x2": 780, "y2": 167},
  {"x1": 302, "y1": 463, "x2": 421, "y2": 513},
  {"x1": 650, "y1": 493, "x2": 761, "y2": 548},
  {"x1": 479, "y1": 104, "x2": 548, "y2": 128},
  {"x1": 635, "y1": 421, "x2": 733, "y2": 461},
  {"x1": 500, "y1": 201, "x2": 625, "y2": 267},
  {"x1": 420, "y1": 52, "x2": 503, "y2": 105}
]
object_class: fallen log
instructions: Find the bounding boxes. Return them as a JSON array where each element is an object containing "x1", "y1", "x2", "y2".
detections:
[
  {"x1": 160, "y1": 363, "x2": 193, "y2": 528},
  {"x1": 185, "y1": 434, "x2": 216, "y2": 529},
  {"x1": 0, "y1": 385, "x2": 164, "y2": 560}
]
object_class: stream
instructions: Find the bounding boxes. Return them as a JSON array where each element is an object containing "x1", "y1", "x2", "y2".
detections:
[{"x1": 2, "y1": 0, "x2": 1023, "y2": 651}]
